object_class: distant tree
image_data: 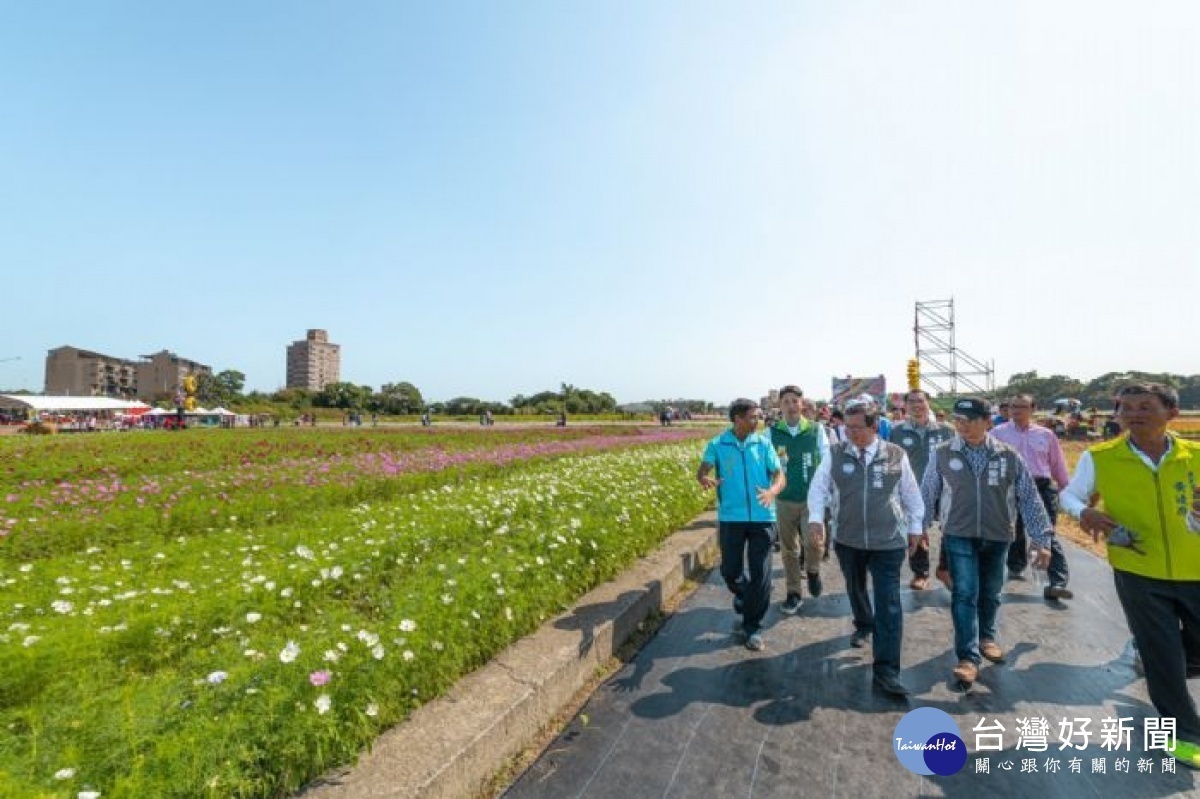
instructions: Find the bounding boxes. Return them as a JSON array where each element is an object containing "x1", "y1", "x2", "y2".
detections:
[
  {"x1": 271, "y1": 388, "x2": 313, "y2": 409},
  {"x1": 315, "y1": 382, "x2": 373, "y2": 410},
  {"x1": 195, "y1": 370, "x2": 245, "y2": 407},
  {"x1": 373, "y1": 382, "x2": 424, "y2": 415}
]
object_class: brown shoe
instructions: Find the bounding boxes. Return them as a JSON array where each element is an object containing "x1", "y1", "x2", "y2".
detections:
[
  {"x1": 953, "y1": 659, "x2": 978, "y2": 685},
  {"x1": 910, "y1": 576, "x2": 929, "y2": 591},
  {"x1": 936, "y1": 565, "x2": 953, "y2": 591},
  {"x1": 980, "y1": 640, "x2": 1006, "y2": 664}
]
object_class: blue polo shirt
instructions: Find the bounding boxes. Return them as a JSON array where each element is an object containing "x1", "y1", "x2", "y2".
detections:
[{"x1": 702, "y1": 429, "x2": 782, "y2": 523}]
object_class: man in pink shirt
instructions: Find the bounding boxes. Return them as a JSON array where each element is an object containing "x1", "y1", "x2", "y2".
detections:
[{"x1": 991, "y1": 394, "x2": 1073, "y2": 600}]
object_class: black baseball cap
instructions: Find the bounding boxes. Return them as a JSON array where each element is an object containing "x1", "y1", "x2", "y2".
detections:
[{"x1": 952, "y1": 397, "x2": 990, "y2": 421}]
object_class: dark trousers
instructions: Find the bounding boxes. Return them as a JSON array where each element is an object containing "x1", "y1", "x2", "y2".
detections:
[
  {"x1": 1112, "y1": 570, "x2": 1200, "y2": 741},
  {"x1": 835, "y1": 542, "x2": 906, "y2": 678},
  {"x1": 719, "y1": 522, "x2": 775, "y2": 635},
  {"x1": 1007, "y1": 476, "x2": 1069, "y2": 588}
]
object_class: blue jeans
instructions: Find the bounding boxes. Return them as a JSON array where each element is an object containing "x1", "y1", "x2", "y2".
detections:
[
  {"x1": 944, "y1": 535, "x2": 1009, "y2": 664},
  {"x1": 835, "y1": 542, "x2": 906, "y2": 678},
  {"x1": 719, "y1": 522, "x2": 774, "y2": 635}
]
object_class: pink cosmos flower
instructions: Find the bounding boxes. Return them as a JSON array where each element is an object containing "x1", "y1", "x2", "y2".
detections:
[{"x1": 309, "y1": 669, "x2": 332, "y2": 687}]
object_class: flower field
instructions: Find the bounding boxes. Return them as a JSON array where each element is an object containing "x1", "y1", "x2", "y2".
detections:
[{"x1": 0, "y1": 427, "x2": 713, "y2": 798}]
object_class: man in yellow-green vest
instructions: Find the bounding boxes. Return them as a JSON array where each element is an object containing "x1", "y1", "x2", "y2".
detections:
[{"x1": 1062, "y1": 382, "x2": 1200, "y2": 770}]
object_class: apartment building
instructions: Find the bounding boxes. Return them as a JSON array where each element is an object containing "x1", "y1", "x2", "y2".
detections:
[
  {"x1": 286, "y1": 329, "x2": 341, "y2": 391},
  {"x1": 44, "y1": 346, "x2": 212, "y2": 400},
  {"x1": 136, "y1": 350, "x2": 213, "y2": 401},
  {"x1": 44, "y1": 346, "x2": 140, "y2": 398}
]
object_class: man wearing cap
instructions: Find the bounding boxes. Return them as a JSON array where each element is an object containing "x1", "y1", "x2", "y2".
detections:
[
  {"x1": 807, "y1": 401, "x2": 925, "y2": 697},
  {"x1": 991, "y1": 393, "x2": 1073, "y2": 599},
  {"x1": 921, "y1": 396, "x2": 1053, "y2": 687},
  {"x1": 1060, "y1": 382, "x2": 1200, "y2": 769},
  {"x1": 769, "y1": 385, "x2": 830, "y2": 614},
  {"x1": 889, "y1": 389, "x2": 955, "y2": 590},
  {"x1": 698, "y1": 398, "x2": 785, "y2": 652}
]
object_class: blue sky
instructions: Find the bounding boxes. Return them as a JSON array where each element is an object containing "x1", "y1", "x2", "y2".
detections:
[{"x1": 2, "y1": 2, "x2": 1197, "y2": 404}]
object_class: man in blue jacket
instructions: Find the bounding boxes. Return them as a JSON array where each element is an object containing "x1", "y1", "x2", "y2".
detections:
[{"x1": 698, "y1": 398, "x2": 785, "y2": 651}]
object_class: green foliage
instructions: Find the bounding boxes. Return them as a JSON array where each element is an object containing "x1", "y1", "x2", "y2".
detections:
[
  {"x1": 373, "y1": 382, "x2": 424, "y2": 415},
  {"x1": 313, "y1": 382, "x2": 374, "y2": 410},
  {"x1": 998, "y1": 370, "x2": 1200, "y2": 410}
]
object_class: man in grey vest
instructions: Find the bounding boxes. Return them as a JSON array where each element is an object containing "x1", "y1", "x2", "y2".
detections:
[
  {"x1": 807, "y1": 401, "x2": 925, "y2": 697},
  {"x1": 889, "y1": 389, "x2": 955, "y2": 590},
  {"x1": 921, "y1": 397, "x2": 1053, "y2": 688}
]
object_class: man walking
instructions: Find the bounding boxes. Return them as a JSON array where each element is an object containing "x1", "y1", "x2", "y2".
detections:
[
  {"x1": 1061, "y1": 383, "x2": 1200, "y2": 769},
  {"x1": 992, "y1": 394, "x2": 1073, "y2": 599},
  {"x1": 698, "y1": 399, "x2": 785, "y2": 652},
  {"x1": 769, "y1": 385, "x2": 830, "y2": 614},
  {"x1": 889, "y1": 390, "x2": 955, "y2": 590},
  {"x1": 921, "y1": 397, "x2": 1052, "y2": 688},
  {"x1": 807, "y1": 402, "x2": 925, "y2": 696}
]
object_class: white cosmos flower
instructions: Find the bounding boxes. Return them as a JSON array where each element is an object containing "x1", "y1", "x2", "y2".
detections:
[
  {"x1": 398, "y1": 619, "x2": 416, "y2": 632},
  {"x1": 365, "y1": 702, "x2": 379, "y2": 717},
  {"x1": 206, "y1": 671, "x2": 228, "y2": 685},
  {"x1": 371, "y1": 644, "x2": 385, "y2": 660},
  {"x1": 51, "y1": 600, "x2": 73, "y2": 614},
  {"x1": 54, "y1": 768, "x2": 76, "y2": 780},
  {"x1": 279, "y1": 641, "x2": 300, "y2": 663},
  {"x1": 245, "y1": 612, "x2": 262, "y2": 624},
  {"x1": 314, "y1": 694, "x2": 331, "y2": 715}
]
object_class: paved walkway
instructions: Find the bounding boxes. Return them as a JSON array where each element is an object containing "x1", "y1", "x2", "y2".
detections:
[{"x1": 506, "y1": 530, "x2": 1200, "y2": 798}]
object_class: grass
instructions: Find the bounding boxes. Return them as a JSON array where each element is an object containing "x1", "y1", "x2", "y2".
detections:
[{"x1": 0, "y1": 429, "x2": 713, "y2": 798}]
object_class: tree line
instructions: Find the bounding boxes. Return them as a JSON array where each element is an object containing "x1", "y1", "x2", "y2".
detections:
[
  {"x1": 192, "y1": 375, "x2": 620, "y2": 416},
  {"x1": 996, "y1": 370, "x2": 1200, "y2": 410}
]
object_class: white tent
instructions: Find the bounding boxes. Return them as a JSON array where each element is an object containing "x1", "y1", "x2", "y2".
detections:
[
  {"x1": 209, "y1": 407, "x2": 236, "y2": 416},
  {"x1": 145, "y1": 408, "x2": 172, "y2": 416},
  {"x1": 0, "y1": 394, "x2": 147, "y2": 413}
]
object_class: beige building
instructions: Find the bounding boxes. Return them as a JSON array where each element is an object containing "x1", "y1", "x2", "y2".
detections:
[
  {"x1": 44, "y1": 346, "x2": 140, "y2": 398},
  {"x1": 286, "y1": 329, "x2": 341, "y2": 391},
  {"x1": 136, "y1": 350, "x2": 212, "y2": 401},
  {"x1": 43, "y1": 346, "x2": 212, "y2": 400}
]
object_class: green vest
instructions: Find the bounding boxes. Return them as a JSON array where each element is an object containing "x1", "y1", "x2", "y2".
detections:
[
  {"x1": 769, "y1": 418, "x2": 822, "y2": 502},
  {"x1": 1092, "y1": 434, "x2": 1200, "y2": 581}
]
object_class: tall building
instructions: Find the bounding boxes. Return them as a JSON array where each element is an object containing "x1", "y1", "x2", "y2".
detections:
[
  {"x1": 136, "y1": 350, "x2": 212, "y2": 401},
  {"x1": 45, "y1": 346, "x2": 139, "y2": 398},
  {"x1": 286, "y1": 329, "x2": 341, "y2": 391}
]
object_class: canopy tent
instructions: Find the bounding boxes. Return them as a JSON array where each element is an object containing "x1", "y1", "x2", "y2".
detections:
[
  {"x1": 0, "y1": 395, "x2": 148, "y2": 413},
  {"x1": 208, "y1": 407, "x2": 236, "y2": 416}
]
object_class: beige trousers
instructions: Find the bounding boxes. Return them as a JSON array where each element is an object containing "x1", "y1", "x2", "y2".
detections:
[{"x1": 776, "y1": 499, "x2": 822, "y2": 595}]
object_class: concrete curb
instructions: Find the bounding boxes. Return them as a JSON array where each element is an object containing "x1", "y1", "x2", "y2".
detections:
[{"x1": 300, "y1": 511, "x2": 719, "y2": 799}]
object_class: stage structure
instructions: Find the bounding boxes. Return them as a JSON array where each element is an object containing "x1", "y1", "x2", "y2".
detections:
[{"x1": 913, "y1": 299, "x2": 995, "y2": 397}]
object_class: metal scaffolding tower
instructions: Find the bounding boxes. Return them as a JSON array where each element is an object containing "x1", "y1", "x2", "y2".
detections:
[{"x1": 913, "y1": 299, "x2": 995, "y2": 397}]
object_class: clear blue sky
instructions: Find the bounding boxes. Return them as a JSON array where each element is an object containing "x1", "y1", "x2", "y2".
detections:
[{"x1": 2, "y1": 2, "x2": 1197, "y2": 404}]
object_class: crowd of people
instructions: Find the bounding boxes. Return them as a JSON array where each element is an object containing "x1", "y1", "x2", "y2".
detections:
[{"x1": 697, "y1": 382, "x2": 1200, "y2": 769}]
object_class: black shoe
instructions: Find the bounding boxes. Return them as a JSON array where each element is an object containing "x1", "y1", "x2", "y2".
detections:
[
  {"x1": 850, "y1": 631, "x2": 871, "y2": 649},
  {"x1": 781, "y1": 592, "x2": 803, "y2": 615},
  {"x1": 873, "y1": 673, "x2": 911, "y2": 697},
  {"x1": 733, "y1": 595, "x2": 744, "y2": 615},
  {"x1": 1187, "y1": 663, "x2": 1200, "y2": 679},
  {"x1": 1044, "y1": 586, "x2": 1074, "y2": 600},
  {"x1": 1007, "y1": 570, "x2": 1026, "y2": 581},
  {"x1": 807, "y1": 573, "x2": 823, "y2": 598}
]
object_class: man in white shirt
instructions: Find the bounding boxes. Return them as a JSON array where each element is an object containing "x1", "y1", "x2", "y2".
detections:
[{"x1": 807, "y1": 401, "x2": 925, "y2": 697}]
